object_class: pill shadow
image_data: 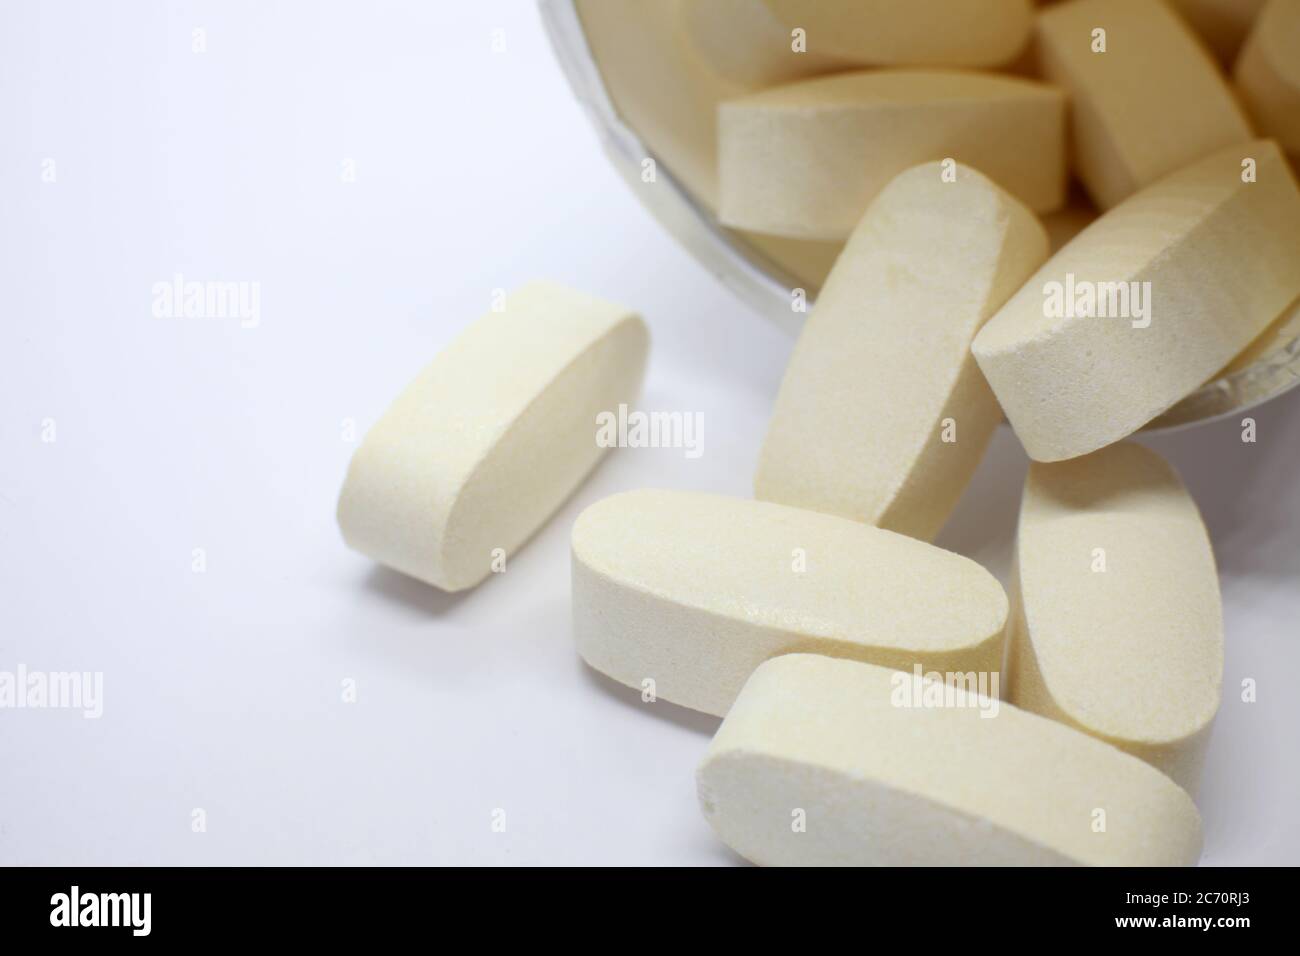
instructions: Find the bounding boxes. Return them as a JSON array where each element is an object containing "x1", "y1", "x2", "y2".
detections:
[
  {"x1": 578, "y1": 663, "x2": 724, "y2": 737},
  {"x1": 934, "y1": 427, "x2": 1029, "y2": 586},
  {"x1": 363, "y1": 565, "x2": 474, "y2": 617}
]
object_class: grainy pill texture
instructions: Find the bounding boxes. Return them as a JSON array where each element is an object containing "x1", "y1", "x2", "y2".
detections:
[
  {"x1": 755, "y1": 163, "x2": 1048, "y2": 541},
  {"x1": 697, "y1": 654, "x2": 1204, "y2": 866},
  {"x1": 1007, "y1": 442, "x2": 1223, "y2": 794},
  {"x1": 1037, "y1": 0, "x2": 1253, "y2": 210},
  {"x1": 972, "y1": 139, "x2": 1300, "y2": 463},
  {"x1": 337, "y1": 281, "x2": 649, "y2": 592},
  {"x1": 1235, "y1": 0, "x2": 1300, "y2": 157},
  {"x1": 760, "y1": 0, "x2": 1035, "y2": 68},
  {"x1": 571, "y1": 490, "x2": 1007, "y2": 716},
  {"x1": 718, "y1": 69, "x2": 1066, "y2": 239}
]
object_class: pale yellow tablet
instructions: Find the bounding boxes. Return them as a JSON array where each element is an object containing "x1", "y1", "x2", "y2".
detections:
[
  {"x1": 337, "y1": 281, "x2": 648, "y2": 591},
  {"x1": 718, "y1": 69, "x2": 1066, "y2": 239},
  {"x1": 755, "y1": 163, "x2": 1048, "y2": 540},
  {"x1": 571, "y1": 490, "x2": 1007, "y2": 715},
  {"x1": 1037, "y1": 0, "x2": 1253, "y2": 209},
  {"x1": 698, "y1": 654, "x2": 1203, "y2": 866},
  {"x1": 1235, "y1": 0, "x2": 1300, "y2": 157},
  {"x1": 760, "y1": 0, "x2": 1035, "y2": 67},
  {"x1": 972, "y1": 139, "x2": 1300, "y2": 462},
  {"x1": 677, "y1": 0, "x2": 848, "y2": 86},
  {"x1": 1007, "y1": 442, "x2": 1223, "y2": 793}
]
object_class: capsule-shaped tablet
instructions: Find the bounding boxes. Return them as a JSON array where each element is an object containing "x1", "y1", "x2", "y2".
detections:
[
  {"x1": 1037, "y1": 0, "x2": 1253, "y2": 210},
  {"x1": 678, "y1": 0, "x2": 848, "y2": 87},
  {"x1": 718, "y1": 70, "x2": 1066, "y2": 240},
  {"x1": 1007, "y1": 442, "x2": 1223, "y2": 794},
  {"x1": 337, "y1": 281, "x2": 649, "y2": 592},
  {"x1": 697, "y1": 654, "x2": 1203, "y2": 866},
  {"x1": 759, "y1": 0, "x2": 1034, "y2": 68},
  {"x1": 755, "y1": 163, "x2": 1048, "y2": 540},
  {"x1": 1235, "y1": 0, "x2": 1300, "y2": 158},
  {"x1": 571, "y1": 490, "x2": 1008, "y2": 716},
  {"x1": 972, "y1": 139, "x2": 1300, "y2": 462}
]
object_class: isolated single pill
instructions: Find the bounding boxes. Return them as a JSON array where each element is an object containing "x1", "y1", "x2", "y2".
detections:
[
  {"x1": 1006, "y1": 442, "x2": 1223, "y2": 794},
  {"x1": 337, "y1": 281, "x2": 649, "y2": 592},
  {"x1": 971, "y1": 139, "x2": 1300, "y2": 463},
  {"x1": 677, "y1": 0, "x2": 848, "y2": 87},
  {"x1": 1036, "y1": 0, "x2": 1253, "y2": 210},
  {"x1": 1235, "y1": 0, "x2": 1300, "y2": 158},
  {"x1": 718, "y1": 69, "x2": 1066, "y2": 240},
  {"x1": 755, "y1": 163, "x2": 1048, "y2": 541},
  {"x1": 571, "y1": 489, "x2": 1008, "y2": 716},
  {"x1": 697, "y1": 654, "x2": 1204, "y2": 866},
  {"x1": 760, "y1": 0, "x2": 1035, "y2": 68}
]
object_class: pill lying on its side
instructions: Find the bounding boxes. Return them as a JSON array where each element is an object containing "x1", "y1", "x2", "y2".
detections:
[
  {"x1": 337, "y1": 281, "x2": 649, "y2": 592},
  {"x1": 972, "y1": 138, "x2": 1300, "y2": 463},
  {"x1": 1037, "y1": 0, "x2": 1253, "y2": 210},
  {"x1": 718, "y1": 69, "x2": 1066, "y2": 239},
  {"x1": 755, "y1": 162, "x2": 1048, "y2": 541},
  {"x1": 1235, "y1": 0, "x2": 1300, "y2": 159},
  {"x1": 571, "y1": 490, "x2": 1007, "y2": 716},
  {"x1": 677, "y1": 0, "x2": 849, "y2": 87},
  {"x1": 1007, "y1": 442, "x2": 1223, "y2": 794},
  {"x1": 759, "y1": 0, "x2": 1034, "y2": 68},
  {"x1": 697, "y1": 654, "x2": 1204, "y2": 866}
]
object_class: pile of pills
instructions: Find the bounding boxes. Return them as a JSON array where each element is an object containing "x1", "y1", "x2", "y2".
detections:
[{"x1": 338, "y1": 0, "x2": 1300, "y2": 865}]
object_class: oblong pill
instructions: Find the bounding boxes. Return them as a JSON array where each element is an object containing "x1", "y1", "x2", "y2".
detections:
[
  {"x1": 760, "y1": 0, "x2": 1034, "y2": 68},
  {"x1": 697, "y1": 654, "x2": 1203, "y2": 866},
  {"x1": 337, "y1": 281, "x2": 649, "y2": 592},
  {"x1": 1235, "y1": 0, "x2": 1300, "y2": 158},
  {"x1": 718, "y1": 69, "x2": 1066, "y2": 240},
  {"x1": 1007, "y1": 442, "x2": 1223, "y2": 794},
  {"x1": 972, "y1": 139, "x2": 1300, "y2": 462},
  {"x1": 1037, "y1": 0, "x2": 1253, "y2": 209},
  {"x1": 678, "y1": 0, "x2": 849, "y2": 87},
  {"x1": 571, "y1": 490, "x2": 1008, "y2": 716},
  {"x1": 755, "y1": 163, "x2": 1048, "y2": 541}
]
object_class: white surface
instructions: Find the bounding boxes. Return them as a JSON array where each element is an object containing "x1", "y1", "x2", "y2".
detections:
[{"x1": 1, "y1": 0, "x2": 1296, "y2": 866}]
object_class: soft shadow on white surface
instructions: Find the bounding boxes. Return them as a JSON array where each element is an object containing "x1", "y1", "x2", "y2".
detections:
[
  {"x1": 362, "y1": 565, "x2": 472, "y2": 617},
  {"x1": 578, "y1": 663, "x2": 724, "y2": 738},
  {"x1": 2, "y1": 0, "x2": 1296, "y2": 867}
]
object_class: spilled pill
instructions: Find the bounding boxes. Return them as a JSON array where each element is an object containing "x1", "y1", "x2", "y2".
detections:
[
  {"x1": 1036, "y1": 0, "x2": 1253, "y2": 210},
  {"x1": 972, "y1": 138, "x2": 1300, "y2": 462},
  {"x1": 718, "y1": 69, "x2": 1066, "y2": 239},
  {"x1": 755, "y1": 162, "x2": 1048, "y2": 540},
  {"x1": 1007, "y1": 442, "x2": 1223, "y2": 793},
  {"x1": 697, "y1": 654, "x2": 1204, "y2": 866},
  {"x1": 337, "y1": 281, "x2": 649, "y2": 592},
  {"x1": 571, "y1": 489, "x2": 1007, "y2": 716}
]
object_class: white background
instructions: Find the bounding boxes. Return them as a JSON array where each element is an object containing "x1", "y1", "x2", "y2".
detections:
[{"x1": 1, "y1": 0, "x2": 1297, "y2": 866}]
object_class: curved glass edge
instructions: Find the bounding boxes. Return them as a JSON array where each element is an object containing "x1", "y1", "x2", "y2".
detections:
[{"x1": 537, "y1": 0, "x2": 1300, "y2": 431}]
